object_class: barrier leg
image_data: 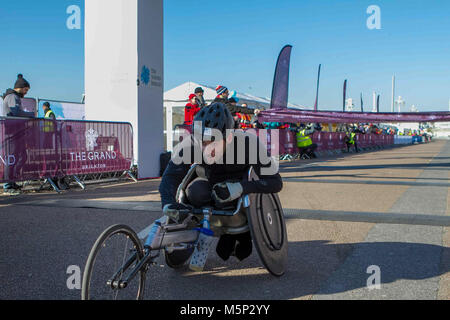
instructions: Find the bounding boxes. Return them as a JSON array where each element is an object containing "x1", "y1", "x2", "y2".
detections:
[
  {"x1": 47, "y1": 178, "x2": 61, "y2": 194},
  {"x1": 127, "y1": 170, "x2": 138, "y2": 183},
  {"x1": 73, "y1": 175, "x2": 86, "y2": 190}
]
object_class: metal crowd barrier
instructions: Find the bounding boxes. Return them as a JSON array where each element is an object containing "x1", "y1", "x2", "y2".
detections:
[
  {"x1": 0, "y1": 117, "x2": 134, "y2": 191},
  {"x1": 260, "y1": 130, "x2": 396, "y2": 160}
]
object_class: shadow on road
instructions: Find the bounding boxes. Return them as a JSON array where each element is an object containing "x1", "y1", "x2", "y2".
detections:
[
  {"x1": 281, "y1": 162, "x2": 450, "y2": 174},
  {"x1": 142, "y1": 240, "x2": 450, "y2": 300},
  {"x1": 0, "y1": 179, "x2": 161, "y2": 206}
]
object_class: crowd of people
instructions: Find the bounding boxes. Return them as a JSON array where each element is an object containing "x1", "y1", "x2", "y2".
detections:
[
  {"x1": 181, "y1": 86, "x2": 434, "y2": 160},
  {"x1": 183, "y1": 85, "x2": 263, "y2": 130}
]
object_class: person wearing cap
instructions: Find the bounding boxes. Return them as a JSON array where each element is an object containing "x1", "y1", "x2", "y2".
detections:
[
  {"x1": 2, "y1": 74, "x2": 35, "y2": 195},
  {"x1": 194, "y1": 87, "x2": 206, "y2": 108},
  {"x1": 42, "y1": 101, "x2": 56, "y2": 135},
  {"x1": 296, "y1": 123, "x2": 318, "y2": 159},
  {"x1": 43, "y1": 102, "x2": 56, "y2": 121},
  {"x1": 2, "y1": 74, "x2": 35, "y2": 118},
  {"x1": 184, "y1": 94, "x2": 201, "y2": 126},
  {"x1": 252, "y1": 109, "x2": 266, "y2": 129},
  {"x1": 41, "y1": 101, "x2": 68, "y2": 190},
  {"x1": 213, "y1": 85, "x2": 259, "y2": 126}
]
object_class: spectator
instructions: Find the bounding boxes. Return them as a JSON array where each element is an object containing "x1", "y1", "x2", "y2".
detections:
[
  {"x1": 2, "y1": 74, "x2": 35, "y2": 118},
  {"x1": 42, "y1": 102, "x2": 56, "y2": 120},
  {"x1": 2, "y1": 74, "x2": 35, "y2": 195},
  {"x1": 213, "y1": 85, "x2": 257, "y2": 117},
  {"x1": 296, "y1": 123, "x2": 318, "y2": 159},
  {"x1": 344, "y1": 128, "x2": 359, "y2": 153},
  {"x1": 41, "y1": 102, "x2": 68, "y2": 190},
  {"x1": 252, "y1": 109, "x2": 266, "y2": 129},
  {"x1": 228, "y1": 97, "x2": 238, "y2": 106},
  {"x1": 184, "y1": 94, "x2": 201, "y2": 126},
  {"x1": 194, "y1": 87, "x2": 206, "y2": 108}
]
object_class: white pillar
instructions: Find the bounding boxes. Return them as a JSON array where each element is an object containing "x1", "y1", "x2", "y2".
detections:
[
  {"x1": 391, "y1": 76, "x2": 395, "y2": 113},
  {"x1": 85, "y1": 0, "x2": 164, "y2": 179},
  {"x1": 166, "y1": 102, "x2": 173, "y2": 152}
]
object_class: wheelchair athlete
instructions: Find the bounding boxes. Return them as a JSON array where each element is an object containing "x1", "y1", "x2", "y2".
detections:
[{"x1": 158, "y1": 102, "x2": 283, "y2": 262}]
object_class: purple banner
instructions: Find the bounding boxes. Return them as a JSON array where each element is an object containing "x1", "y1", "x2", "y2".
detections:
[
  {"x1": 270, "y1": 45, "x2": 292, "y2": 109},
  {"x1": 0, "y1": 118, "x2": 133, "y2": 183},
  {"x1": 259, "y1": 109, "x2": 450, "y2": 124}
]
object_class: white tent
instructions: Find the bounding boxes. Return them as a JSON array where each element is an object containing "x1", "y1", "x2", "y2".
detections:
[
  {"x1": 0, "y1": 96, "x2": 3, "y2": 116},
  {"x1": 164, "y1": 81, "x2": 307, "y2": 110}
]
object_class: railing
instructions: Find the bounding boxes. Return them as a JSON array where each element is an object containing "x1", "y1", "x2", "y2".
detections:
[{"x1": 0, "y1": 117, "x2": 133, "y2": 184}]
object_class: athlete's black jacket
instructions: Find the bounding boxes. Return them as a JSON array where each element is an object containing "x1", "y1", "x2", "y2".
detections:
[{"x1": 159, "y1": 132, "x2": 283, "y2": 208}]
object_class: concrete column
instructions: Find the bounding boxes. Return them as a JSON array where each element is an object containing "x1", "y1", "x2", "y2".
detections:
[{"x1": 85, "y1": 0, "x2": 164, "y2": 179}]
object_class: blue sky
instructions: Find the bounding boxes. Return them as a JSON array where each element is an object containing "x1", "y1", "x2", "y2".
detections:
[{"x1": 1, "y1": 0, "x2": 450, "y2": 111}]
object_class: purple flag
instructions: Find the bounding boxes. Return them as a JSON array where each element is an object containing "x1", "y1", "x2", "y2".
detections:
[
  {"x1": 361, "y1": 93, "x2": 364, "y2": 113},
  {"x1": 314, "y1": 64, "x2": 321, "y2": 111},
  {"x1": 270, "y1": 45, "x2": 292, "y2": 109},
  {"x1": 377, "y1": 95, "x2": 380, "y2": 113}
]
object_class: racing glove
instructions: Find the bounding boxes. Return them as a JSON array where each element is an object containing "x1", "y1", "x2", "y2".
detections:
[
  {"x1": 163, "y1": 203, "x2": 192, "y2": 223},
  {"x1": 212, "y1": 182, "x2": 244, "y2": 204}
]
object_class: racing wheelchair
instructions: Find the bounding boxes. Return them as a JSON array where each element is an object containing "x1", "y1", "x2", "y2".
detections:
[{"x1": 81, "y1": 165, "x2": 288, "y2": 300}]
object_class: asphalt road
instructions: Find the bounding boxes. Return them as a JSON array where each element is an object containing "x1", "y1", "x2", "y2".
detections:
[{"x1": 0, "y1": 140, "x2": 449, "y2": 300}]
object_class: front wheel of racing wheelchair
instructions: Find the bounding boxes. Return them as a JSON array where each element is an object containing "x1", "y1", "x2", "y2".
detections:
[{"x1": 81, "y1": 165, "x2": 288, "y2": 300}]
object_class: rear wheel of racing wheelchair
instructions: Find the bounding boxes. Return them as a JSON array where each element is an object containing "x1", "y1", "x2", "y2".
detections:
[
  {"x1": 82, "y1": 225, "x2": 146, "y2": 300},
  {"x1": 246, "y1": 193, "x2": 288, "y2": 277}
]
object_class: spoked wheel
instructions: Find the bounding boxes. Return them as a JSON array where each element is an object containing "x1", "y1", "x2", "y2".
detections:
[{"x1": 82, "y1": 225, "x2": 146, "y2": 300}]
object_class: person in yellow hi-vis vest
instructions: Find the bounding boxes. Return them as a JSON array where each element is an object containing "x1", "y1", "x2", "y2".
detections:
[
  {"x1": 344, "y1": 128, "x2": 359, "y2": 153},
  {"x1": 296, "y1": 123, "x2": 318, "y2": 159},
  {"x1": 43, "y1": 102, "x2": 56, "y2": 130},
  {"x1": 42, "y1": 102, "x2": 56, "y2": 149},
  {"x1": 41, "y1": 102, "x2": 68, "y2": 190}
]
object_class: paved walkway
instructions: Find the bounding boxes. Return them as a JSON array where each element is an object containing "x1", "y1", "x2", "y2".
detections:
[{"x1": 0, "y1": 140, "x2": 448, "y2": 300}]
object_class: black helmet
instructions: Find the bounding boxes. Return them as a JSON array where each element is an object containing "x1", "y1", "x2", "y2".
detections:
[{"x1": 193, "y1": 102, "x2": 235, "y2": 137}]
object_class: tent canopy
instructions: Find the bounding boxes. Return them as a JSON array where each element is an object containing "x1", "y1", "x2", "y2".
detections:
[{"x1": 164, "y1": 82, "x2": 306, "y2": 110}]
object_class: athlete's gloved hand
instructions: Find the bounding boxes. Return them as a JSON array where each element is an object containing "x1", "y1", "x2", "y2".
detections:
[
  {"x1": 212, "y1": 182, "x2": 244, "y2": 204},
  {"x1": 163, "y1": 203, "x2": 192, "y2": 222}
]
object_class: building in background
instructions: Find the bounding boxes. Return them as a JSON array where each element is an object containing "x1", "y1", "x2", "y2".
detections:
[{"x1": 433, "y1": 122, "x2": 450, "y2": 139}]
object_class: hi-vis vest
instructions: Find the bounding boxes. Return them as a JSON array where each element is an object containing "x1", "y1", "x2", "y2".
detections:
[
  {"x1": 349, "y1": 132, "x2": 356, "y2": 144},
  {"x1": 296, "y1": 130, "x2": 312, "y2": 148},
  {"x1": 43, "y1": 110, "x2": 55, "y2": 133}
]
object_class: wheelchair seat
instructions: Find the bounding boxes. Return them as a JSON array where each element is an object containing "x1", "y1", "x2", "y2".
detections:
[
  {"x1": 175, "y1": 164, "x2": 249, "y2": 236},
  {"x1": 174, "y1": 164, "x2": 288, "y2": 277}
]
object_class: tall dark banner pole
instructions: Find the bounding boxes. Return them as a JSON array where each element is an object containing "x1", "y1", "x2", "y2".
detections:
[
  {"x1": 270, "y1": 45, "x2": 293, "y2": 109},
  {"x1": 361, "y1": 93, "x2": 364, "y2": 112},
  {"x1": 377, "y1": 95, "x2": 380, "y2": 113},
  {"x1": 314, "y1": 64, "x2": 321, "y2": 111},
  {"x1": 343, "y1": 80, "x2": 347, "y2": 112}
]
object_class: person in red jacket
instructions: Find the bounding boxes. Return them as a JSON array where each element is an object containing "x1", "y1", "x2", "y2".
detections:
[{"x1": 184, "y1": 94, "x2": 201, "y2": 126}]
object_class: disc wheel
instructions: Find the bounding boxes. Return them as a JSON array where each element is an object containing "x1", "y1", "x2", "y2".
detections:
[
  {"x1": 82, "y1": 225, "x2": 146, "y2": 300},
  {"x1": 246, "y1": 193, "x2": 288, "y2": 277}
]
